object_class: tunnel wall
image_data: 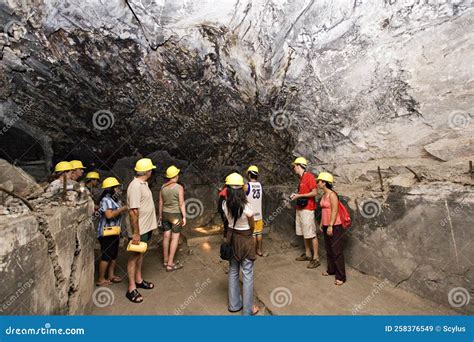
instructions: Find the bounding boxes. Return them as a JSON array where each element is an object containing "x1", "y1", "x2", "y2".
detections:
[
  {"x1": 0, "y1": 201, "x2": 95, "y2": 315},
  {"x1": 263, "y1": 183, "x2": 474, "y2": 314}
]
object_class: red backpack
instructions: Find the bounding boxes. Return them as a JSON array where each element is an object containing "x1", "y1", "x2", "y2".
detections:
[
  {"x1": 333, "y1": 191, "x2": 351, "y2": 229},
  {"x1": 338, "y1": 201, "x2": 351, "y2": 229}
]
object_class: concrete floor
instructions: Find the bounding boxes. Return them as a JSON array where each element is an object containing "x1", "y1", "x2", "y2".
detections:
[{"x1": 91, "y1": 239, "x2": 458, "y2": 316}]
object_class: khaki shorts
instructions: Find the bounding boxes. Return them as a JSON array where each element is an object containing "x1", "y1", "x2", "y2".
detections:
[{"x1": 295, "y1": 209, "x2": 316, "y2": 239}]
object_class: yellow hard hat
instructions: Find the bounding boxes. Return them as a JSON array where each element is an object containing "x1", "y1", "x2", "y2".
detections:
[
  {"x1": 225, "y1": 173, "x2": 244, "y2": 186},
  {"x1": 70, "y1": 160, "x2": 86, "y2": 169},
  {"x1": 102, "y1": 177, "x2": 120, "y2": 189},
  {"x1": 85, "y1": 171, "x2": 100, "y2": 179},
  {"x1": 292, "y1": 157, "x2": 308, "y2": 166},
  {"x1": 247, "y1": 165, "x2": 259, "y2": 174},
  {"x1": 134, "y1": 158, "x2": 156, "y2": 172},
  {"x1": 316, "y1": 172, "x2": 334, "y2": 184},
  {"x1": 54, "y1": 161, "x2": 74, "y2": 172},
  {"x1": 165, "y1": 165, "x2": 180, "y2": 178}
]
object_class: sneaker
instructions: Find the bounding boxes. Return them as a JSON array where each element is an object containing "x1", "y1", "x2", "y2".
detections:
[
  {"x1": 307, "y1": 259, "x2": 321, "y2": 269},
  {"x1": 295, "y1": 253, "x2": 312, "y2": 261}
]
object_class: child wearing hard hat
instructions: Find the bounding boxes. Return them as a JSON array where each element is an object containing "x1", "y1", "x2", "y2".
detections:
[
  {"x1": 244, "y1": 165, "x2": 268, "y2": 257},
  {"x1": 85, "y1": 171, "x2": 101, "y2": 205}
]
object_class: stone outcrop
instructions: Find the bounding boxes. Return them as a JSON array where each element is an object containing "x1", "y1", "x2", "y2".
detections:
[{"x1": 0, "y1": 199, "x2": 95, "y2": 315}]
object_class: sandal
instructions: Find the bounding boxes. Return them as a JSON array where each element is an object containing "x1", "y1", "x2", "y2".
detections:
[
  {"x1": 164, "y1": 260, "x2": 180, "y2": 267},
  {"x1": 166, "y1": 264, "x2": 183, "y2": 272},
  {"x1": 251, "y1": 305, "x2": 260, "y2": 316},
  {"x1": 126, "y1": 289, "x2": 143, "y2": 303},
  {"x1": 335, "y1": 280, "x2": 345, "y2": 286},
  {"x1": 307, "y1": 259, "x2": 321, "y2": 269},
  {"x1": 295, "y1": 254, "x2": 311, "y2": 261},
  {"x1": 96, "y1": 280, "x2": 112, "y2": 287},
  {"x1": 109, "y1": 276, "x2": 122, "y2": 283},
  {"x1": 136, "y1": 280, "x2": 155, "y2": 289}
]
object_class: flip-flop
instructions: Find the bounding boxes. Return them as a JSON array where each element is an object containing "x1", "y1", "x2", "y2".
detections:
[
  {"x1": 335, "y1": 280, "x2": 345, "y2": 286},
  {"x1": 109, "y1": 277, "x2": 122, "y2": 283},
  {"x1": 96, "y1": 280, "x2": 112, "y2": 287}
]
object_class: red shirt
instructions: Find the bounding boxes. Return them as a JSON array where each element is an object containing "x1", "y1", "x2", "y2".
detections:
[{"x1": 297, "y1": 172, "x2": 317, "y2": 211}]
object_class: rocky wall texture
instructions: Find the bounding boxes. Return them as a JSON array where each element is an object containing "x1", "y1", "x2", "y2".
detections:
[
  {"x1": 1, "y1": 0, "x2": 472, "y2": 180},
  {"x1": 0, "y1": 201, "x2": 95, "y2": 315},
  {"x1": 262, "y1": 173, "x2": 473, "y2": 313}
]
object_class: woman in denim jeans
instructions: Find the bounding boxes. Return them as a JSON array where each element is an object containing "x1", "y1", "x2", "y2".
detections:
[{"x1": 222, "y1": 173, "x2": 260, "y2": 315}]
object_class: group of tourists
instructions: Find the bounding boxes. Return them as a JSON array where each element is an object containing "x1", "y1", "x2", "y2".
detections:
[{"x1": 48, "y1": 155, "x2": 346, "y2": 312}]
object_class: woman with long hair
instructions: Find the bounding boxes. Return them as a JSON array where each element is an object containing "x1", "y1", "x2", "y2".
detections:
[
  {"x1": 317, "y1": 172, "x2": 346, "y2": 285},
  {"x1": 159, "y1": 165, "x2": 186, "y2": 272},
  {"x1": 223, "y1": 173, "x2": 259, "y2": 315},
  {"x1": 96, "y1": 177, "x2": 128, "y2": 286}
]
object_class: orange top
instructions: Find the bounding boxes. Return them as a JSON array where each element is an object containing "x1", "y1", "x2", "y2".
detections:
[{"x1": 320, "y1": 194, "x2": 342, "y2": 226}]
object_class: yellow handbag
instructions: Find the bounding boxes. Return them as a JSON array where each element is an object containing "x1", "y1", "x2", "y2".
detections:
[
  {"x1": 102, "y1": 226, "x2": 121, "y2": 237},
  {"x1": 127, "y1": 241, "x2": 148, "y2": 253}
]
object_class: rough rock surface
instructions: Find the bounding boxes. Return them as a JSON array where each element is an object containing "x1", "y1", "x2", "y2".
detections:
[
  {"x1": 263, "y1": 175, "x2": 474, "y2": 314},
  {"x1": 1, "y1": 0, "x2": 472, "y2": 177},
  {"x1": 0, "y1": 158, "x2": 43, "y2": 197},
  {"x1": 0, "y1": 200, "x2": 95, "y2": 315}
]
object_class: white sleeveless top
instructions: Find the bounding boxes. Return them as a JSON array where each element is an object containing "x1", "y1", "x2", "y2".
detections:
[{"x1": 246, "y1": 181, "x2": 262, "y2": 220}]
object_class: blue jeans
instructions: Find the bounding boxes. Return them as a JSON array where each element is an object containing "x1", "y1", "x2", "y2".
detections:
[{"x1": 228, "y1": 258, "x2": 254, "y2": 315}]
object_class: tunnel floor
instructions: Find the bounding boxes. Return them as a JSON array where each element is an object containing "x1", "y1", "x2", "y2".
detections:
[{"x1": 91, "y1": 239, "x2": 457, "y2": 315}]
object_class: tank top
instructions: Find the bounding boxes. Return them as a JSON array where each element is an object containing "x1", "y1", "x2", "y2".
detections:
[
  {"x1": 246, "y1": 181, "x2": 262, "y2": 220},
  {"x1": 320, "y1": 193, "x2": 342, "y2": 226},
  {"x1": 161, "y1": 183, "x2": 181, "y2": 213}
]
